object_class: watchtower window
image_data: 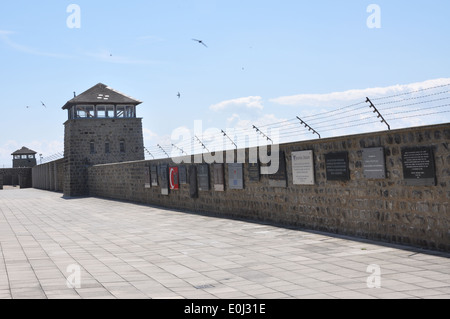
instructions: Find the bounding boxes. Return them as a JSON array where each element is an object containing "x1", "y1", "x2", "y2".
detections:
[
  {"x1": 124, "y1": 105, "x2": 135, "y2": 118},
  {"x1": 116, "y1": 106, "x2": 125, "y2": 118},
  {"x1": 105, "y1": 142, "x2": 110, "y2": 154},
  {"x1": 76, "y1": 105, "x2": 95, "y2": 118},
  {"x1": 97, "y1": 105, "x2": 114, "y2": 118},
  {"x1": 120, "y1": 140, "x2": 125, "y2": 153},
  {"x1": 14, "y1": 155, "x2": 21, "y2": 160},
  {"x1": 116, "y1": 105, "x2": 135, "y2": 118}
]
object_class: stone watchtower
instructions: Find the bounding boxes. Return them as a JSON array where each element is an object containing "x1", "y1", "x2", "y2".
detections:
[
  {"x1": 62, "y1": 83, "x2": 145, "y2": 197},
  {"x1": 12, "y1": 147, "x2": 37, "y2": 168}
]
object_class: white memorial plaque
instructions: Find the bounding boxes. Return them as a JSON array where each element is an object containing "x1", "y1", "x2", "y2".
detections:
[
  {"x1": 363, "y1": 148, "x2": 386, "y2": 179},
  {"x1": 292, "y1": 151, "x2": 315, "y2": 185},
  {"x1": 228, "y1": 163, "x2": 244, "y2": 190}
]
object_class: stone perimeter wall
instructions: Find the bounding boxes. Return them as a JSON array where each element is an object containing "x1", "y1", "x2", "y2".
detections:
[
  {"x1": 32, "y1": 159, "x2": 65, "y2": 192},
  {"x1": 87, "y1": 124, "x2": 448, "y2": 252},
  {"x1": 0, "y1": 168, "x2": 33, "y2": 189}
]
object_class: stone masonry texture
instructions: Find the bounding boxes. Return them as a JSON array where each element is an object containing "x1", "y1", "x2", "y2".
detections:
[
  {"x1": 87, "y1": 123, "x2": 450, "y2": 252},
  {"x1": 32, "y1": 159, "x2": 65, "y2": 192},
  {"x1": 0, "y1": 168, "x2": 32, "y2": 189},
  {"x1": 64, "y1": 118, "x2": 144, "y2": 197}
]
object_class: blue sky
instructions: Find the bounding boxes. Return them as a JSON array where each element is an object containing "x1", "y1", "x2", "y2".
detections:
[{"x1": 0, "y1": 1, "x2": 449, "y2": 166}]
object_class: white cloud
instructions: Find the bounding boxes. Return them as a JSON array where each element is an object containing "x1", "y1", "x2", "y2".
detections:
[
  {"x1": 143, "y1": 128, "x2": 158, "y2": 142},
  {"x1": 270, "y1": 78, "x2": 450, "y2": 106},
  {"x1": 210, "y1": 96, "x2": 264, "y2": 112}
]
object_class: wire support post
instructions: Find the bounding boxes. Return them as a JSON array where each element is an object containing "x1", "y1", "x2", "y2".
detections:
[
  {"x1": 172, "y1": 144, "x2": 188, "y2": 156},
  {"x1": 221, "y1": 130, "x2": 238, "y2": 149},
  {"x1": 195, "y1": 135, "x2": 210, "y2": 153},
  {"x1": 252, "y1": 125, "x2": 273, "y2": 144},
  {"x1": 366, "y1": 97, "x2": 391, "y2": 130},
  {"x1": 144, "y1": 147, "x2": 155, "y2": 159},
  {"x1": 296, "y1": 117, "x2": 321, "y2": 139},
  {"x1": 157, "y1": 144, "x2": 170, "y2": 158}
]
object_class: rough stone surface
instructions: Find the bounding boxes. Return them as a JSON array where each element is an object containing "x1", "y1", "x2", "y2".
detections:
[
  {"x1": 88, "y1": 123, "x2": 450, "y2": 252},
  {"x1": 63, "y1": 118, "x2": 145, "y2": 197},
  {"x1": 32, "y1": 159, "x2": 65, "y2": 192},
  {"x1": 0, "y1": 168, "x2": 33, "y2": 189}
]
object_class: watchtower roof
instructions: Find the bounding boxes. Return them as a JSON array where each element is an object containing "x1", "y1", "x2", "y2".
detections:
[
  {"x1": 62, "y1": 83, "x2": 142, "y2": 110},
  {"x1": 12, "y1": 147, "x2": 37, "y2": 156}
]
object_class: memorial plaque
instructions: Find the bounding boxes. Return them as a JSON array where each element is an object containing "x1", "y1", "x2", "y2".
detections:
[
  {"x1": 248, "y1": 163, "x2": 260, "y2": 182},
  {"x1": 198, "y1": 164, "x2": 210, "y2": 191},
  {"x1": 189, "y1": 166, "x2": 198, "y2": 198},
  {"x1": 159, "y1": 164, "x2": 169, "y2": 195},
  {"x1": 228, "y1": 163, "x2": 244, "y2": 190},
  {"x1": 144, "y1": 166, "x2": 151, "y2": 189},
  {"x1": 363, "y1": 148, "x2": 386, "y2": 179},
  {"x1": 269, "y1": 151, "x2": 287, "y2": 187},
  {"x1": 402, "y1": 147, "x2": 436, "y2": 186},
  {"x1": 169, "y1": 167, "x2": 179, "y2": 190},
  {"x1": 213, "y1": 164, "x2": 225, "y2": 192},
  {"x1": 179, "y1": 165, "x2": 187, "y2": 185},
  {"x1": 325, "y1": 152, "x2": 350, "y2": 181},
  {"x1": 151, "y1": 165, "x2": 158, "y2": 187},
  {"x1": 292, "y1": 150, "x2": 315, "y2": 185}
]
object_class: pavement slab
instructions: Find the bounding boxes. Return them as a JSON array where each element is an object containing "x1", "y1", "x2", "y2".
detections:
[{"x1": 0, "y1": 188, "x2": 449, "y2": 299}]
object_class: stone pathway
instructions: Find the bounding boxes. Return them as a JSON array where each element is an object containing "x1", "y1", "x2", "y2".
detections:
[{"x1": 0, "y1": 189, "x2": 449, "y2": 299}]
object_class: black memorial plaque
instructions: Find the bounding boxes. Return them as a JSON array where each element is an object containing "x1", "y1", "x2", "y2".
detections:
[
  {"x1": 362, "y1": 148, "x2": 386, "y2": 179},
  {"x1": 198, "y1": 164, "x2": 210, "y2": 191},
  {"x1": 159, "y1": 164, "x2": 169, "y2": 195},
  {"x1": 248, "y1": 162, "x2": 260, "y2": 182},
  {"x1": 402, "y1": 147, "x2": 436, "y2": 186},
  {"x1": 325, "y1": 152, "x2": 350, "y2": 181},
  {"x1": 213, "y1": 164, "x2": 225, "y2": 191},
  {"x1": 269, "y1": 151, "x2": 287, "y2": 187},
  {"x1": 179, "y1": 165, "x2": 187, "y2": 185},
  {"x1": 189, "y1": 166, "x2": 198, "y2": 198},
  {"x1": 151, "y1": 165, "x2": 158, "y2": 187}
]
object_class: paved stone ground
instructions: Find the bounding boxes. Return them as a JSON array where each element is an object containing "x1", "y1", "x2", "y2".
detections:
[{"x1": 0, "y1": 188, "x2": 449, "y2": 299}]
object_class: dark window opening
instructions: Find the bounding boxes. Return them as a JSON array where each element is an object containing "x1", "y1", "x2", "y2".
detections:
[{"x1": 90, "y1": 141, "x2": 95, "y2": 154}]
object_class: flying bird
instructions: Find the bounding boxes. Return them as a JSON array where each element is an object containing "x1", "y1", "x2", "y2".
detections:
[
  {"x1": 41, "y1": 101, "x2": 47, "y2": 108},
  {"x1": 177, "y1": 92, "x2": 181, "y2": 99},
  {"x1": 192, "y1": 39, "x2": 208, "y2": 48}
]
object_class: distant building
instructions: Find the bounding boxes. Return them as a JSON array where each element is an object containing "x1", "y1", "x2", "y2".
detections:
[
  {"x1": 62, "y1": 83, "x2": 145, "y2": 196},
  {"x1": 12, "y1": 147, "x2": 37, "y2": 168}
]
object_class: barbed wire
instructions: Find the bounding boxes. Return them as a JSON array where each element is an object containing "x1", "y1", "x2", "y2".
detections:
[
  {"x1": 371, "y1": 83, "x2": 450, "y2": 101},
  {"x1": 36, "y1": 83, "x2": 448, "y2": 162},
  {"x1": 375, "y1": 89, "x2": 450, "y2": 106},
  {"x1": 146, "y1": 84, "x2": 449, "y2": 159}
]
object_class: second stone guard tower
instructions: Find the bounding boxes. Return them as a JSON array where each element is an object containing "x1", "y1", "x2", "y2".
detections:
[{"x1": 62, "y1": 83, "x2": 145, "y2": 197}]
